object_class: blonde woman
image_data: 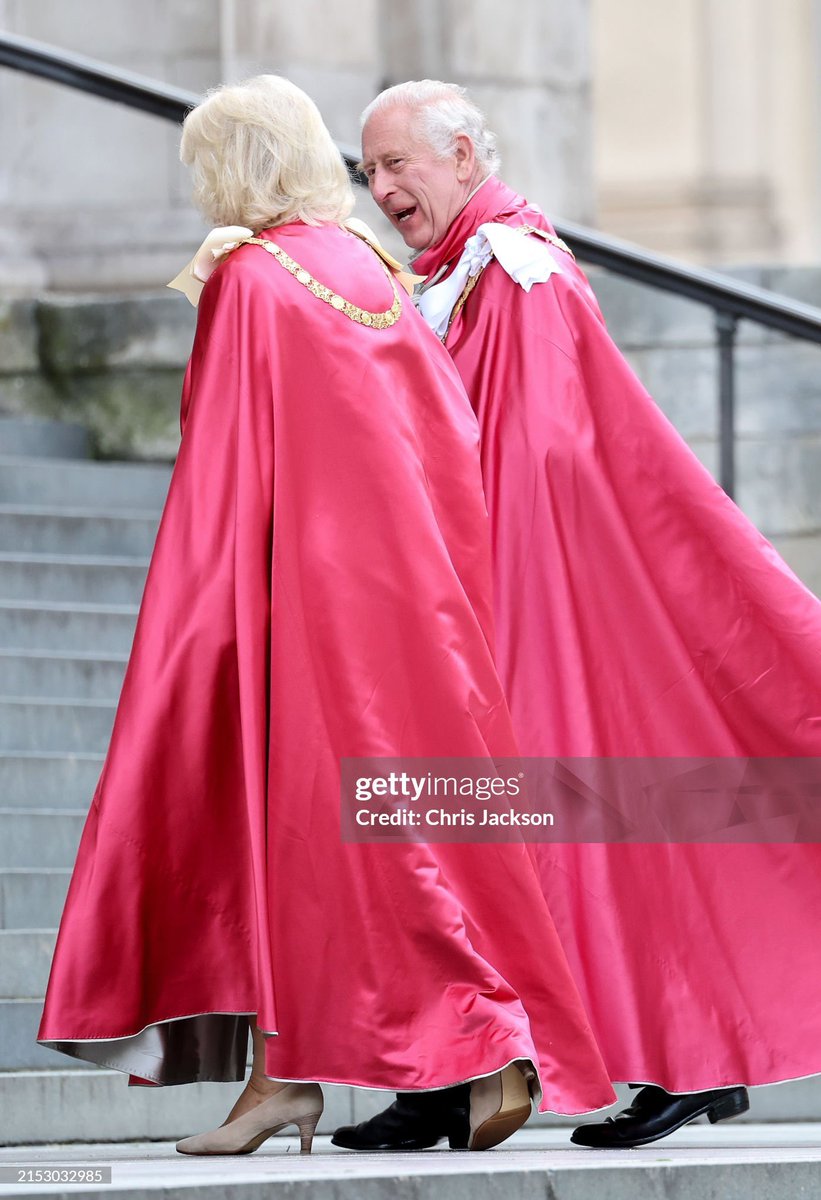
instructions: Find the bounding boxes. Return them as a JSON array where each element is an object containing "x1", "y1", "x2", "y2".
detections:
[{"x1": 37, "y1": 76, "x2": 615, "y2": 1155}]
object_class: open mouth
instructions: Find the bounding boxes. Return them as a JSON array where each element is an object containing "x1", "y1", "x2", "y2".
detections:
[{"x1": 393, "y1": 206, "x2": 417, "y2": 224}]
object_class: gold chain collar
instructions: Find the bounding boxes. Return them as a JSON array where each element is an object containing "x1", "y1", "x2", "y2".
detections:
[{"x1": 240, "y1": 237, "x2": 402, "y2": 330}]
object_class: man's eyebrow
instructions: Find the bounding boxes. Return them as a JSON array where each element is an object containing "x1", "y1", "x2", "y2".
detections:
[{"x1": 356, "y1": 159, "x2": 368, "y2": 173}]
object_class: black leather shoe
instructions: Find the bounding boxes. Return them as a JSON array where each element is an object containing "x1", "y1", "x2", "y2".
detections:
[
  {"x1": 570, "y1": 1084, "x2": 750, "y2": 1149},
  {"x1": 331, "y1": 1086, "x2": 470, "y2": 1151}
]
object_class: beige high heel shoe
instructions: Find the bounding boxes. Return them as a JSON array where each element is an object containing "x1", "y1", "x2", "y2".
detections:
[
  {"x1": 468, "y1": 1063, "x2": 532, "y2": 1151},
  {"x1": 175, "y1": 1081, "x2": 324, "y2": 1156}
]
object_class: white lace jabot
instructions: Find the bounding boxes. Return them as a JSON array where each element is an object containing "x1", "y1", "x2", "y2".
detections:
[{"x1": 416, "y1": 222, "x2": 563, "y2": 339}]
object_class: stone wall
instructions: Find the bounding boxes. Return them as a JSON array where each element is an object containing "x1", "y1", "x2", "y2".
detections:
[
  {"x1": 0, "y1": 0, "x2": 221, "y2": 292},
  {"x1": 0, "y1": 0, "x2": 595, "y2": 293}
]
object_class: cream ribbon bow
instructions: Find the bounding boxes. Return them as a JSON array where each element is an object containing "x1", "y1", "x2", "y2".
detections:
[
  {"x1": 167, "y1": 220, "x2": 423, "y2": 307},
  {"x1": 166, "y1": 226, "x2": 254, "y2": 307}
]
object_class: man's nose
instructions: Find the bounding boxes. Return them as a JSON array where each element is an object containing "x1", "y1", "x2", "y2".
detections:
[{"x1": 369, "y1": 167, "x2": 394, "y2": 206}]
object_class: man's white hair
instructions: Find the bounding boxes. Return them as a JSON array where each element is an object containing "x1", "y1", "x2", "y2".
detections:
[{"x1": 361, "y1": 80, "x2": 500, "y2": 175}]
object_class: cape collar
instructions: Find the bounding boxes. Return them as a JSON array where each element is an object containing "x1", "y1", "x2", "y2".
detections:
[{"x1": 413, "y1": 176, "x2": 524, "y2": 281}]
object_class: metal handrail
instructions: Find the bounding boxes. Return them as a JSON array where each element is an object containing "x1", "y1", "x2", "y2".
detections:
[
  {"x1": 0, "y1": 30, "x2": 197, "y2": 121},
  {"x1": 558, "y1": 219, "x2": 821, "y2": 347},
  {"x1": 3, "y1": 28, "x2": 821, "y2": 496}
]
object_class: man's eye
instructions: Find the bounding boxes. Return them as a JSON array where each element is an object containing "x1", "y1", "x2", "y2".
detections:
[{"x1": 387, "y1": 159, "x2": 403, "y2": 170}]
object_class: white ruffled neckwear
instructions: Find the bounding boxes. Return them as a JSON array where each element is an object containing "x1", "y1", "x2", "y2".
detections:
[{"x1": 416, "y1": 222, "x2": 564, "y2": 339}]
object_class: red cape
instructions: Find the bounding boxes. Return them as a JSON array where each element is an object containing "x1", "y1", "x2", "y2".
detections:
[
  {"x1": 38, "y1": 222, "x2": 615, "y2": 1114},
  {"x1": 415, "y1": 178, "x2": 821, "y2": 1090}
]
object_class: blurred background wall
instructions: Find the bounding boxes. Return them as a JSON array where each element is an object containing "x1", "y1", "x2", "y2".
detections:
[
  {"x1": 2, "y1": 0, "x2": 821, "y2": 293},
  {"x1": 0, "y1": 0, "x2": 594, "y2": 292},
  {"x1": 592, "y1": 0, "x2": 821, "y2": 264}
]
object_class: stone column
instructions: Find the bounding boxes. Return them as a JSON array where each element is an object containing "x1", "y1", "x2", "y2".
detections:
[
  {"x1": 0, "y1": 0, "x2": 220, "y2": 293},
  {"x1": 592, "y1": 0, "x2": 821, "y2": 263},
  {"x1": 219, "y1": 0, "x2": 407, "y2": 250},
  {"x1": 219, "y1": 0, "x2": 381, "y2": 150},
  {"x1": 378, "y1": 0, "x2": 595, "y2": 221}
]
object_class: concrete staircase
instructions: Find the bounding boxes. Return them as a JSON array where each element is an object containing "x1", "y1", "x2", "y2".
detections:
[
  {"x1": 0, "y1": 417, "x2": 234, "y2": 1143},
  {"x1": 0, "y1": 415, "x2": 378, "y2": 1146},
  {"x1": 0, "y1": 414, "x2": 819, "y2": 1158}
]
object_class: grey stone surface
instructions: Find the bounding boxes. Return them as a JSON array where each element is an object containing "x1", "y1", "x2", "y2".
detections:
[
  {"x1": 472, "y1": 83, "x2": 594, "y2": 220},
  {"x1": 0, "y1": 930, "x2": 56, "y2": 999},
  {"x1": 0, "y1": 602, "x2": 138, "y2": 654},
  {"x1": 0, "y1": 556, "x2": 148, "y2": 605},
  {"x1": 58, "y1": 372, "x2": 182, "y2": 461},
  {"x1": 736, "y1": 344, "x2": 821, "y2": 436},
  {"x1": 0, "y1": 869, "x2": 73, "y2": 930},
  {"x1": 0, "y1": 754, "x2": 102, "y2": 811},
  {"x1": 38, "y1": 295, "x2": 194, "y2": 374},
  {"x1": 734, "y1": 438, "x2": 821, "y2": 535},
  {"x1": 760, "y1": 266, "x2": 821, "y2": 308},
  {"x1": 0, "y1": 376, "x2": 62, "y2": 419},
  {"x1": 0, "y1": 650, "x2": 127, "y2": 700},
  {"x1": 0, "y1": 420, "x2": 90, "y2": 460},
  {"x1": 0, "y1": 301, "x2": 39, "y2": 374},
  {"x1": 448, "y1": 0, "x2": 589, "y2": 88},
  {"x1": 0, "y1": 510, "x2": 160, "y2": 556},
  {"x1": 591, "y1": 272, "x2": 717, "y2": 347},
  {"x1": 0, "y1": 700, "x2": 115, "y2": 754},
  {"x1": 0, "y1": 811, "x2": 85, "y2": 870},
  {"x1": 0, "y1": 1000, "x2": 89, "y2": 1071},
  {"x1": 622, "y1": 345, "x2": 717, "y2": 437},
  {"x1": 770, "y1": 533, "x2": 821, "y2": 598}
]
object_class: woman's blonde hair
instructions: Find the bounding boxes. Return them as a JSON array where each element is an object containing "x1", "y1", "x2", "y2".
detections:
[{"x1": 180, "y1": 75, "x2": 354, "y2": 231}]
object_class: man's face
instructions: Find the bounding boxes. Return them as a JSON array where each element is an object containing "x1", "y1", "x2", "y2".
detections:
[{"x1": 360, "y1": 106, "x2": 475, "y2": 252}]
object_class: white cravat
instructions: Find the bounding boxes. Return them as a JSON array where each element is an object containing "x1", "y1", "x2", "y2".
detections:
[{"x1": 416, "y1": 222, "x2": 563, "y2": 339}]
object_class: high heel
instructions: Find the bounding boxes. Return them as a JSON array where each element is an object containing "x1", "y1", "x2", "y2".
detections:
[
  {"x1": 175, "y1": 1082, "x2": 323, "y2": 1156},
  {"x1": 467, "y1": 1063, "x2": 532, "y2": 1151}
]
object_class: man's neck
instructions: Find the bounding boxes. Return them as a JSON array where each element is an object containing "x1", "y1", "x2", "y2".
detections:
[{"x1": 410, "y1": 175, "x2": 493, "y2": 265}]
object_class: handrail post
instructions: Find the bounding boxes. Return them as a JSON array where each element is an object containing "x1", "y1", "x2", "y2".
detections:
[{"x1": 715, "y1": 311, "x2": 738, "y2": 499}]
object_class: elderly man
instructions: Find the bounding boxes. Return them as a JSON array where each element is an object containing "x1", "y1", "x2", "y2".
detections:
[{"x1": 331, "y1": 80, "x2": 821, "y2": 1152}]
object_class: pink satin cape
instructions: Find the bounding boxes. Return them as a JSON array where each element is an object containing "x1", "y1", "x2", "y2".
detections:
[
  {"x1": 37, "y1": 222, "x2": 616, "y2": 1115},
  {"x1": 415, "y1": 178, "x2": 821, "y2": 1092}
]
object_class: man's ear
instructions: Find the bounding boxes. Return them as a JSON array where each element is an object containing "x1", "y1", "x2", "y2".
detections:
[{"x1": 454, "y1": 134, "x2": 476, "y2": 182}]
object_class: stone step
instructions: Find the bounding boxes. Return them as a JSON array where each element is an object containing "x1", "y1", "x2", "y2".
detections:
[
  {"x1": 0, "y1": 699, "x2": 115, "y2": 753},
  {"x1": 0, "y1": 507, "x2": 160, "y2": 557},
  {"x1": 0, "y1": 811, "x2": 85, "y2": 870},
  {"x1": 0, "y1": 870, "x2": 72, "y2": 930},
  {"x1": 1, "y1": 1000, "x2": 95, "y2": 1071},
  {"x1": 0, "y1": 419, "x2": 90, "y2": 461},
  {"x1": 0, "y1": 601, "x2": 138, "y2": 654},
  {"x1": 3, "y1": 1127, "x2": 821, "y2": 1199},
  {"x1": 0, "y1": 1069, "x2": 354, "y2": 1148},
  {"x1": 0, "y1": 554, "x2": 149, "y2": 605},
  {"x1": 0, "y1": 456, "x2": 172, "y2": 511},
  {"x1": 0, "y1": 930, "x2": 56, "y2": 999},
  {"x1": 0, "y1": 753, "x2": 102, "y2": 810},
  {"x1": 0, "y1": 651, "x2": 127, "y2": 701}
]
